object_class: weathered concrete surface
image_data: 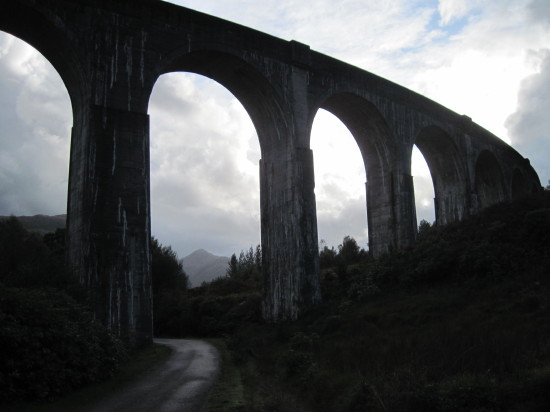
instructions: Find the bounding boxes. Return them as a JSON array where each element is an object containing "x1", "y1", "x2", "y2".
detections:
[{"x1": 0, "y1": 0, "x2": 541, "y2": 345}]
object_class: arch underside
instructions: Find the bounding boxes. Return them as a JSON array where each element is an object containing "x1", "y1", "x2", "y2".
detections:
[
  {"x1": 475, "y1": 150, "x2": 506, "y2": 209},
  {"x1": 159, "y1": 48, "x2": 321, "y2": 320},
  {"x1": 319, "y1": 93, "x2": 399, "y2": 254},
  {"x1": 0, "y1": 4, "x2": 85, "y2": 118},
  {"x1": 161, "y1": 50, "x2": 286, "y2": 154},
  {"x1": 415, "y1": 126, "x2": 467, "y2": 225}
]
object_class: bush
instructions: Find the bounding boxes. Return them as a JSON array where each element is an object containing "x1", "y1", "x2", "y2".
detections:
[{"x1": 0, "y1": 286, "x2": 127, "y2": 403}]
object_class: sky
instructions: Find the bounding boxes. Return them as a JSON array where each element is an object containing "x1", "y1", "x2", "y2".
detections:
[{"x1": 0, "y1": 0, "x2": 549, "y2": 258}]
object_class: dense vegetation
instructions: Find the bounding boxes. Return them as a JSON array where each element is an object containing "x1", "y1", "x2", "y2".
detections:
[
  {"x1": 155, "y1": 246, "x2": 263, "y2": 338},
  {"x1": 198, "y1": 191, "x2": 550, "y2": 411},
  {"x1": 152, "y1": 237, "x2": 190, "y2": 337},
  {"x1": 2, "y1": 190, "x2": 549, "y2": 410},
  {"x1": 0, "y1": 217, "x2": 126, "y2": 403}
]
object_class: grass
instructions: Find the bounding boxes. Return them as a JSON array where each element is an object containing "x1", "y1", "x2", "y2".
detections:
[
  {"x1": 225, "y1": 276, "x2": 550, "y2": 411},
  {"x1": 3, "y1": 343, "x2": 172, "y2": 412},
  {"x1": 203, "y1": 338, "x2": 246, "y2": 411}
]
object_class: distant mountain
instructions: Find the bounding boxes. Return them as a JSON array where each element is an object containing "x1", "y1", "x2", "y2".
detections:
[
  {"x1": 181, "y1": 249, "x2": 229, "y2": 287},
  {"x1": 0, "y1": 214, "x2": 66, "y2": 234}
]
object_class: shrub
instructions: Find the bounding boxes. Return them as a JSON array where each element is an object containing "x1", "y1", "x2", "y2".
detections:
[{"x1": 0, "y1": 286, "x2": 127, "y2": 402}]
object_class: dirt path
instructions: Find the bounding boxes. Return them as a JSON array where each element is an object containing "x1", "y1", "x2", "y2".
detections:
[{"x1": 81, "y1": 339, "x2": 220, "y2": 412}]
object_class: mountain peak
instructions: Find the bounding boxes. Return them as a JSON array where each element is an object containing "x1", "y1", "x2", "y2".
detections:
[
  {"x1": 185, "y1": 248, "x2": 214, "y2": 259},
  {"x1": 181, "y1": 249, "x2": 229, "y2": 287}
]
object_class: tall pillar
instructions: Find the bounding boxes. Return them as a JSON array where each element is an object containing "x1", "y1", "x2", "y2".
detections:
[
  {"x1": 67, "y1": 104, "x2": 152, "y2": 348},
  {"x1": 260, "y1": 45, "x2": 321, "y2": 321},
  {"x1": 367, "y1": 169, "x2": 417, "y2": 256},
  {"x1": 392, "y1": 171, "x2": 417, "y2": 248},
  {"x1": 260, "y1": 145, "x2": 321, "y2": 321}
]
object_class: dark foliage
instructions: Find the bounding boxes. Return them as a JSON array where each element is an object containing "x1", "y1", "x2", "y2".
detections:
[
  {"x1": 215, "y1": 192, "x2": 550, "y2": 412},
  {"x1": 0, "y1": 218, "x2": 127, "y2": 404},
  {"x1": 151, "y1": 237, "x2": 190, "y2": 337},
  {"x1": 177, "y1": 246, "x2": 263, "y2": 337},
  {"x1": 0, "y1": 286, "x2": 126, "y2": 402},
  {"x1": 150, "y1": 239, "x2": 263, "y2": 338},
  {"x1": 0, "y1": 217, "x2": 79, "y2": 294}
]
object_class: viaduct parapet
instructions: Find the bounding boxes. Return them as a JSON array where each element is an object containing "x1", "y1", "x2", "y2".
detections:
[{"x1": 1, "y1": 0, "x2": 541, "y2": 347}]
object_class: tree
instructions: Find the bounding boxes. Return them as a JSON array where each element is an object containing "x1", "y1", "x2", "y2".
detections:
[
  {"x1": 319, "y1": 244, "x2": 337, "y2": 269},
  {"x1": 151, "y1": 237, "x2": 188, "y2": 292},
  {"x1": 227, "y1": 253, "x2": 238, "y2": 278},
  {"x1": 226, "y1": 245, "x2": 262, "y2": 284},
  {"x1": 338, "y1": 236, "x2": 361, "y2": 265},
  {"x1": 0, "y1": 216, "x2": 70, "y2": 290},
  {"x1": 151, "y1": 237, "x2": 189, "y2": 337},
  {"x1": 417, "y1": 219, "x2": 432, "y2": 239}
]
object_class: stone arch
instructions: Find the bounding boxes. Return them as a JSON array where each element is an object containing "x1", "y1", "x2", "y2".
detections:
[
  {"x1": 150, "y1": 48, "x2": 321, "y2": 321},
  {"x1": 0, "y1": 9, "x2": 89, "y2": 314},
  {"x1": 0, "y1": 3, "x2": 85, "y2": 118},
  {"x1": 152, "y1": 49, "x2": 287, "y2": 154},
  {"x1": 415, "y1": 125, "x2": 467, "y2": 225},
  {"x1": 313, "y1": 92, "x2": 398, "y2": 254},
  {"x1": 0, "y1": 31, "x2": 73, "y2": 211},
  {"x1": 475, "y1": 150, "x2": 506, "y2": 209}
]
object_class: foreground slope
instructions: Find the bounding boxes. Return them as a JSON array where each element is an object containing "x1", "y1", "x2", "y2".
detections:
[{"x1": 209, "y1": 192, "x2": 550, "y2": 411}]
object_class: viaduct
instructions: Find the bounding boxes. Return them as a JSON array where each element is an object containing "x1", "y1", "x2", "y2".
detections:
[{"x1": 1, "y1": 0, "x2": 541, "y2": 347}]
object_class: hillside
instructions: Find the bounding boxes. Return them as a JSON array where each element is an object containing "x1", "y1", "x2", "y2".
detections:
[
  {"x1": 181, "y1": 249, "x2": 229, "y2": 287},
  {"x1": 176, "y1": 191, "x2": 550, "y2": 411},
  {"x1": 0, "y1": 214, "x2": 66, "y2": 234}
]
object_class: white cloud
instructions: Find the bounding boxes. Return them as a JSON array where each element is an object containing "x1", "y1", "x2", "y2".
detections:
[
  {"x1": 149, "y1": 73, "x2": 261, "y2": 256},
  {"x1": 506, "y1": 48, "x2": 550, "y2": 186},
  {"x1": 438, "y1": 0, "x2": 476, "y2": 25},
  {"x1": 0, "y1": 34, "x2": 71, "y2": 216}
]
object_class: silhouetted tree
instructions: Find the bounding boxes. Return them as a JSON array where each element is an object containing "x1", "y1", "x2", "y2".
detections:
[
  {"x1": 319, "y1": 244, "x2": 337, "y2": 269},
  {"x1": 338, "y1": 236, "x2": 361, "y2": 265},
  {"x1": 151, "y1": 237, "x2": 189, "y2": 337},
  {"x1": 227, "y1": 245, "x2": 262, "y2": 283},
  {"x1": 227, "y1": 253, "x2": 238, "y2": 278},
  {"x1": 0, "y1": 217, "x2": 72, "y2": 290}
]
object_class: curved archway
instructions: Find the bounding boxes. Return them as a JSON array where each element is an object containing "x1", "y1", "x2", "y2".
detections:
[
  {"x1": 415, "y1": 126, "x2": 467, "y2": 225},
  {"x1": 314, "y1": 92, "x2": 398, "y2": 254},
  {"x1": 148, "y1": 72, "x2": 261, "y2": 259},
  {"x1": 310, "y1": 109, "x2": 367, "y2": 250},
  {"x1": 151, "y1": 48, "x2": 321, "y2": 320},
  {"x1": 150, "y1": 48, "x2": 286, "y2": 255},
  {"x1": 411, "y1": 145, "x2": 435, "y2": 225},
  {"x1": 157, "y1": 50, "x2": 287, "y2": 153},
  {"x1": 0, "y1": 3, "x2": 85, "y2": 118},
  {"x1": 475, "y1": 150, "x2": 506, "y2": 209},
  {"x1": 0, "y1": 31, "x2": 72, "y2": 217}
]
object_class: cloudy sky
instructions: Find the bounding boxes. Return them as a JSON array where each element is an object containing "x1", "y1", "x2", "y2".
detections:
[{"x1": 0, "y1": 0, "x2": 549, "y2": 258}]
